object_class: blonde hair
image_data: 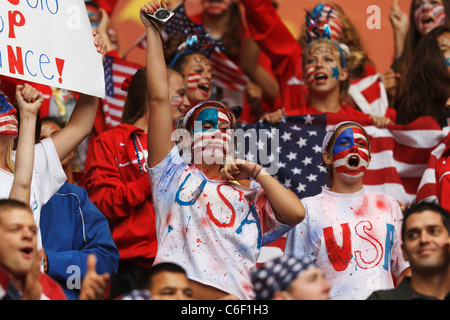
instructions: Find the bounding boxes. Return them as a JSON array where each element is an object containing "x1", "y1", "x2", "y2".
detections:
[{"x1": 6, "y1": 141, "x2": 15, "y2": 173}]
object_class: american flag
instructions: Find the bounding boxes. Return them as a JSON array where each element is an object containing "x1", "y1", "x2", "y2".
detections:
[
  {"x1": 162, "y1": 2, "x2": 249, "y2": 92},
  {"x1": 237, "y1": 113, "x2": 450, "y2": 262},
  {"x1": 102, "y1": 54, "x2": 143, "y2": 128}
]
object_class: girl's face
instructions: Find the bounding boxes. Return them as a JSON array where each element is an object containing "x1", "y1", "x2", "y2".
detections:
[
  {"x1": 182, "y1": 54, "x2": 213, "y2": 105},
  {"x1": 328, "y1": 126, "x2": 370, "y2": 182},
  {"x1": 190, "y1": 107, "x2": 232, "y2": 165},
  {"x1": 304, "y1": 43, "x2": 347, "y2": 95},
  {"x1": 168, "y1": 73, "x2": 191, "y2": 122},
  {"x1": 438, "y1": 31, "x2": 450, "y2": 73},
  {"x1": 414, "y1": 0, "x2": 446, "y2": 36},
  {"x1": 201, "y1": 0, "x2": 232, "y2": 15},
  {"x1": 0, "y1": 94, "x2": 18, "y2": 137}
]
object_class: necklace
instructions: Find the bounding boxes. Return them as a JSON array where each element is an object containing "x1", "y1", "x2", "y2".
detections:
[{"x1": 132, "y1": 133, "x2": 144, "y2": 175}]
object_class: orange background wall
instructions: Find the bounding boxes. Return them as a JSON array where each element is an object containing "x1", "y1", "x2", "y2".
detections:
[{"x1": 110, "y1": 0, "x2": 412, "y2": 73}]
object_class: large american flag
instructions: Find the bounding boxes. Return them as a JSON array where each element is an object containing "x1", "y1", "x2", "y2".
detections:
[
  {"x1": 102, "y1": 54, "x2": 143, "y2": 129},
  {"x1": 237, "y1": 113, "x2": 450, "y2": 262}
]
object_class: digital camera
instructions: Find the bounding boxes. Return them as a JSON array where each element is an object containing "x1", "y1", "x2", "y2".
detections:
[{"x1": 144, "y1": 7, "x2": 175, "y2": 25}]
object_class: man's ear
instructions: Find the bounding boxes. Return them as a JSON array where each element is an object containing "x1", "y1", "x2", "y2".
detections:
[{"x1": 273, "y1": 290, "x2": 290, "y2": 300}]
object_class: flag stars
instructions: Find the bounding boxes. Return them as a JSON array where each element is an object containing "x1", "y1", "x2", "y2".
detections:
[
  {"x1": 296, "y1": 137, "x2": 308, "y2": 148},
  {"x1": 302, "y1": 157, "x2": 313, "y2": 166},
  {"x1": 308, "y1": 131, "x2": 317, "y2": 136},
  {"x1": 286, "y1": 152, "x2": 297, "y2": 161},
  {"x1": 306, "y1": 173, "x2": 318, "y2": 182},
  {"x1": 291, "y1": 167, "x2": 302, "y2": 175},
  {"x1": 296, "y1": 183, "x2": 306, "y2": 193},
  {"x1": 312, "y1": 144, "x2": 322, "y2": 153},
  {"x1": 303, "y1": 114, "x2": 314, "y2": 124},
  {"x1": 281, "y1": 131, "x2": 292, "y2": 142}
]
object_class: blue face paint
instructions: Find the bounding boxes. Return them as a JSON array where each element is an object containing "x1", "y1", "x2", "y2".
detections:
[
  {"x1": 332, "y1": 127, "x2": 355, "y2": 156},
  {"x1": 445, "y1": 57, "x2": 450, "y2": 67},
  {"x1": 193, "y1": 108, "x2": 220, "y2": 133},
  {"x1": 331, "y1": 65, "x2": 340, "y2": 79}
]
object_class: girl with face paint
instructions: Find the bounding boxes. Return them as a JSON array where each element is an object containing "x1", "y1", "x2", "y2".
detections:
[
  {"x1": 391, "y1": 0, "x2": 450, "y2": 109},
  {"x1": 395, "y1": 26, "x2": 450, "y2": 128},
  {"x1": 82, "y1": 66, "x2": 190, "y2": 299},
  {"x1": 284, "y1": 121, "x2": 411, "y2": 300},
  {"x1": 142, "y1": 1, "x2": 305, "y2": 300},
  {"x1": 240, "y1": 0, "x2": 395, "y2": 128}
]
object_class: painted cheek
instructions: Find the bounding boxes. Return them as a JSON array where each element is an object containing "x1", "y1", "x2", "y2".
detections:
[
  {"x1": 305, "y1": 65, "x2": 316, "y2": 85},
  {"x1": 187, "y1": 73, "x2": 202, "y2": 90},
  {"x1": 332, "y1": 128, "x2": 355, "y2": 156},
  {"x1": 170, "y1": 96, "x2": 184, "y2": 106}
]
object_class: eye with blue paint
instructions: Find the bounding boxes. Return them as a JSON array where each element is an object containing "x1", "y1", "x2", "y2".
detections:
[
  {"x1": 331, "y1": 127, "x2": 367, "y2": 155},
  {"x1": 193, "y1": 108, "x2": 230, "y2": 133},
  {"x1": 0, "y1": 94, "x2": 15, "y2": 115}
]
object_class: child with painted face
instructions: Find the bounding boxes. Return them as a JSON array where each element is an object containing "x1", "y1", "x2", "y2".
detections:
[
  {"x1": 141, "y1": 0, "x2": 305, "y2": 300},
  {"x1": 165, "y1": 36, "x2": 214, "y2": 105},
  {"x1": 284, "y1": 121, "x2": 411, "y2": 300}
]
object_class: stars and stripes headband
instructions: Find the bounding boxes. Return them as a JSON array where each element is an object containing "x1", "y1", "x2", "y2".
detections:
[
  {"x1": 251, "y1": 256, "x2": 315, "y2": 300},
  {"x1": 169, "y1": 27, "x2": 220, "y2": 69}
]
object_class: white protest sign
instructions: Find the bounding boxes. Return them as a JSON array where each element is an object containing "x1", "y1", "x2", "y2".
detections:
[{"x1": 0, "y1": 0, "x2": 105, "y2": 98}]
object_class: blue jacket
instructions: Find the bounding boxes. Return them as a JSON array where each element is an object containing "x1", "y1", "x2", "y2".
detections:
[{"x1": 40, "y1": 182, "x2": 119, "y2": 300}]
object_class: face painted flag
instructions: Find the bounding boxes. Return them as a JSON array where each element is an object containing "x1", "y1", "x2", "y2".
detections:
[
  {"x1": 101, "y1": 54, "x2": 143, "y2": 129},
  {"x1": 236, "y1": 113, "x2": 450, "y2": 263}
]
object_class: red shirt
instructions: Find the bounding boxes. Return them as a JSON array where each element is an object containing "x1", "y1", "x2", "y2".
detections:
[{"x1": 82, "y1": 124, "x2": 157, "y2": 268}]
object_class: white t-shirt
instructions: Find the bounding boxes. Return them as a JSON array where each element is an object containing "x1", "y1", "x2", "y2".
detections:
[
  {"x1": 0, "y1": 138, "x2": 66, "y2": 250},
  {"x1": 148, "y1": 145, "x2": 285, "y2": 300},
  {"x1": 284, "y1": 188, "x2": 409, "y2": 300}
]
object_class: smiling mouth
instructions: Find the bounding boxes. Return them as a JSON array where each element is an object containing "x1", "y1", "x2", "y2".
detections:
[
  {"x1": 314, "y1": 73, "x2": 328, "y2": 83},
  {"x1": 198, "y1": 83, "x2": 211, "y2": 94}
]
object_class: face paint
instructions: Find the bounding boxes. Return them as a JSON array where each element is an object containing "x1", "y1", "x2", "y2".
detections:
[
  {"x1": 330, "y1": 65, "x2": 340, "y2": 79},
  {"x1": 414, "y1": 0, "x2": 446, "y2": 35},
  {"x1": 191, "y1": 108, "x2": 232, "y2": 165},
  {"x1": 187, "y1": 72, "x2": 202, "y2": 90},
  {"x1": 0, "y1": 94, "x2": 18, "y2": 136},
  {"x1": 331, "y1": 127, "x2": 369, "y2": 180},
  {"x1": 305, "y1": 65, "x2": 317, "y2": 86}
]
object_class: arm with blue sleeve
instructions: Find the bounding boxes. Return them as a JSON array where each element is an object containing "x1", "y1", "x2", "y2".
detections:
[{"x1": 40, "y1": 183, "x2": 119, "y2": 294}]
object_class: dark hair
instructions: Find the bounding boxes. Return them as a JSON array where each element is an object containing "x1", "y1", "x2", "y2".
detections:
[
  {"x1": 401, "y1": 201, "x2": 450, "y2": 242},
  {"x1": 0, "y1": 199, "x2": 32, "y2": 217},
  {"x1": 393, "y1": 0, "x2": 450, "y2": 107},
  {"x1": 395, "y1": 26, "x2": 450, "y2": 128},
  {"x1": 134, "y1": 262, "x2": 187, "y2": 291},
  {"x1": 121, "y1": 68, "x2": 148, "y2": 125}
]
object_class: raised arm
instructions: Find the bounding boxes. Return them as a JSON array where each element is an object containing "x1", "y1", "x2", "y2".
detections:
[
  {"x1": 141, "y1": 1, "x2": 174, "y2": 167},
  {"x1": 9, "y1": 84, "x2": 43, "y2": 203},
  {"x1": 51, "y1": 32, "x2": 106, "y2": 162}
]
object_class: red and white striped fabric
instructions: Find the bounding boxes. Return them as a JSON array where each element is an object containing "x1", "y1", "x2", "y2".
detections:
[
  {"x1": 348, "y1": 73, "x2": 389, "y2": 117},
  {"x1": 102, "y1": 54, "x2": 143, "y2": 129},
  {"x1": 208, "y1": 48, "x2": 249, "y2": 92}
]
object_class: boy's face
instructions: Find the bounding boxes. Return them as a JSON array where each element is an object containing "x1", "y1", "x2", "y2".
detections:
[
  {"x1": 0, "y1": 208, "x2": 37, "y2": 279},
  {"x1": 304, "y1": 43, "x2": 347, "y2": 95}
]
